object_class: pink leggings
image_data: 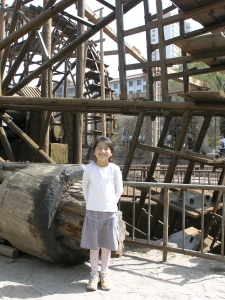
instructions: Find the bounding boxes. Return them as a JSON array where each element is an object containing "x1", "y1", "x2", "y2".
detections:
[{"x1": 90, "y1": 247, "x2": 111, "y2": 273}]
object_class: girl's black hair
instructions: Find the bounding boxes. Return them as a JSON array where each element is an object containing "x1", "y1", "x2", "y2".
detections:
[{"x1": 92, "y1": 136, "x2": 115, "y2": 162}]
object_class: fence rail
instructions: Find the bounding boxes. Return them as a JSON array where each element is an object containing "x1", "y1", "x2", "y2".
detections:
[
  {"x1": 120, "y1": 164, "x2": 221, "y2": 185},
  {"x1": 121, "y1": 181, "x2": 225, "y2": 263}
]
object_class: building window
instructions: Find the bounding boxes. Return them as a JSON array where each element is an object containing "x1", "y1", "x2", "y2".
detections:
[
  {"x1": 114, "y1": 92, "x2": 118, "y2": 96},
  {"x1": 129, "y1": 81, "x2": 133, "y2": 87},
  {"x1": 129, "y1": 90, "x2": 133, "y2": 94},
  {"x1": 68, "y1": 87, "x2": 75, "y2": 97},
  {"x1": 143, "y1": 76, "x2": 146, "y2": 82},
  {"x1": 143, "y1": 85, "x2": 146, "y2": 91},
  {"x1": 114, "y1": 83, "x2": 118, "y2": 89},
  {"x1": 137, "y1": 79, "x2": 141, "y2": 85},
  {"x1": 137, "y1": 89, "x2": 141, "y2": 92}
]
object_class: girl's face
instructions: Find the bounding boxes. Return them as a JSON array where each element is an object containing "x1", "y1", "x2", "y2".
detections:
[{"x1": 94, "y1": 141, "x2": 112, "y2": 166}]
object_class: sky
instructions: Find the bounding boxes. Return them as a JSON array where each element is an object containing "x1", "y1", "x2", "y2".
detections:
[{"x1": 6, "y1": 0, "x2": 202, "y2": 79}]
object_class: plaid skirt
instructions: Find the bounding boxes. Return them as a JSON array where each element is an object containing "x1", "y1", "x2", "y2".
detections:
[{"x1": 80, "y1": 210, "x2": 119, "y2": 251}]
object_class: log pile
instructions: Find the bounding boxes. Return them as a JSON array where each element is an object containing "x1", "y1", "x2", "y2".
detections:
[{"x1": 0, "y1": 162, "x2": 126, "y2": 264}]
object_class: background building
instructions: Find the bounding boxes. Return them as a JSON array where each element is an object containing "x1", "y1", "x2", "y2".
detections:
[{"x1": 109, "y1": 73, "x2": 146, "y2": 98}]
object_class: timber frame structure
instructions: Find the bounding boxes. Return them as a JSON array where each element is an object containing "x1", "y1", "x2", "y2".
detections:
[{"x1": 1, "y1": 0, "x2": 225, "y2": 251}]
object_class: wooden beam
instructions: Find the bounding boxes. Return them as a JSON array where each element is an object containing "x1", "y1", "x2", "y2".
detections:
[
  {"x1": 84, "y1": 2, "x2": 146, "y2": 63},
  {"x1": 124, "y1": 0, "x2": 225, "y2": 37},
  {"x1": 122, "y1": 111, "x2": 145, "y2": 180},
  {"x1": 183, "y1": 116, "x2": 212, "y2": 184},
  {"x1": 136, "y1": 117, "x2": 172, "y2": 227},
  {"x1": 0, "y1": 113, "x2": 55, "y2": 164},
  {"x1": 96, "y1": 0, "x2": 115, "y2": 10},
  {"x1": 125, "y1": 49, "x2": 225, "y2": 70},
  {"x1": 1, "y1": 0, "x2": 22, "y2": 76},
  {"x1": 2, "y1": 0, "x2": 57, "y2": 93},
  {"x1": 74, "y1": 0, "x2": 85, "y2": 164},
  {"x1": 156, "y1": 0, "x2": 168, "y2": 101},
  {"x1": 143, "y1": 0, "x2": 154, "y2": 101},
  {"x1": 1, "y1": 95, "x2": 225, "y2": 112},
  {"x1": 0, "y1": 0, "x2": 75, "y2": 51},
  {"x1": 115, "y1": 0, "x2": 127, "y2": 99},
  {"x1": 0, "y1": 125, "x2": 15, "y2": 161},
  {"x1": 5, "y1": 0, "x2": 142, "y2": 96}
]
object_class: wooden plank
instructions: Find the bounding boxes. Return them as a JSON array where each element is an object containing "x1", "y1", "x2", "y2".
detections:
[
  {"x1": 178, "y1": 91, "x2": 225, "y2": 103},
  {"x1": 174, "y1": 32, "x2": 225, "y2": 68},
  {"x1": 172, "y1": 0, "x2": 225, "y2": 27},
  {"x1": 50, "y1": 143, "x2": 68, "y2": 163}
]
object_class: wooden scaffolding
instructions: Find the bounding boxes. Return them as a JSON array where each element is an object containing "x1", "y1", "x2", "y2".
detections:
[{"x1": 0, "y1": 0, "x2": 225, "y2": 251}]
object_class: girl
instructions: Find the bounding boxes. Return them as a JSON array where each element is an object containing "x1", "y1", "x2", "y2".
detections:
[{"x1": 81, "y1": 136, "x2": 123, "y2": 291}]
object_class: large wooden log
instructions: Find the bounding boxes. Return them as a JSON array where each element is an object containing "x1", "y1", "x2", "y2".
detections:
[{"x1": 0, "y1": 162, "x2": 126, "y2": 264}]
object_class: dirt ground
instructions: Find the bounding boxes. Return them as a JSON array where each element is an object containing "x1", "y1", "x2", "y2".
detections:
[{"x1": 1, "y1": 244, "x2": 225, "y2": 300}]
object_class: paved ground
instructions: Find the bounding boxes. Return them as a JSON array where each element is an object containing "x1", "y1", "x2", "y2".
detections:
[{"x1": 1, "y1": 245, "x2": 225, "y2": 300}]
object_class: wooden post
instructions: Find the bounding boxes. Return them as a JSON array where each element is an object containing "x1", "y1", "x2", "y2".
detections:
[
  {"x1": 0, "y1": 0, "x2": 6, "y2": 96},
  {"x1": 0, "y1": 125, "x2": 15, "y2": 162},
  {"x1": 156, "y1": 0, "x2": 169, "y2": 101},
  {"x1": 100, "y1": 7, "x2": 106, "y2": 136},
  {"x1": 115, "y1": 0, "x2": 127, "y2": 100},
  {"x1": 143, "y1": 0, "x2": 154, "y2": 163},
  {"x1": 179, "y1": 13, "x2": 189, "y2": 93},
  {"x1": 74, "y1": 0, "x2": 85, "y2": 164},
  {"x1": 40, "y1": 0, "x2": 52, "y2": 158},
  {"x1": 144, "y1": 0, "x2": 154, "y2": 101}
]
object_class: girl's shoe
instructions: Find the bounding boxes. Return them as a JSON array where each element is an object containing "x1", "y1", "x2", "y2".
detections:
[
  {"x1": 87, "y1": 272, "x2": 99, "y2": 291},
  {"x1": 100, "y1": 272, "x2": 111, "y2": 290}
]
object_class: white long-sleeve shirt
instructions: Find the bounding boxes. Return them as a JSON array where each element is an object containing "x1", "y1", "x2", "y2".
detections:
[{"x1": 82, "y1": 161, "x2": 123, "y2": 212}]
